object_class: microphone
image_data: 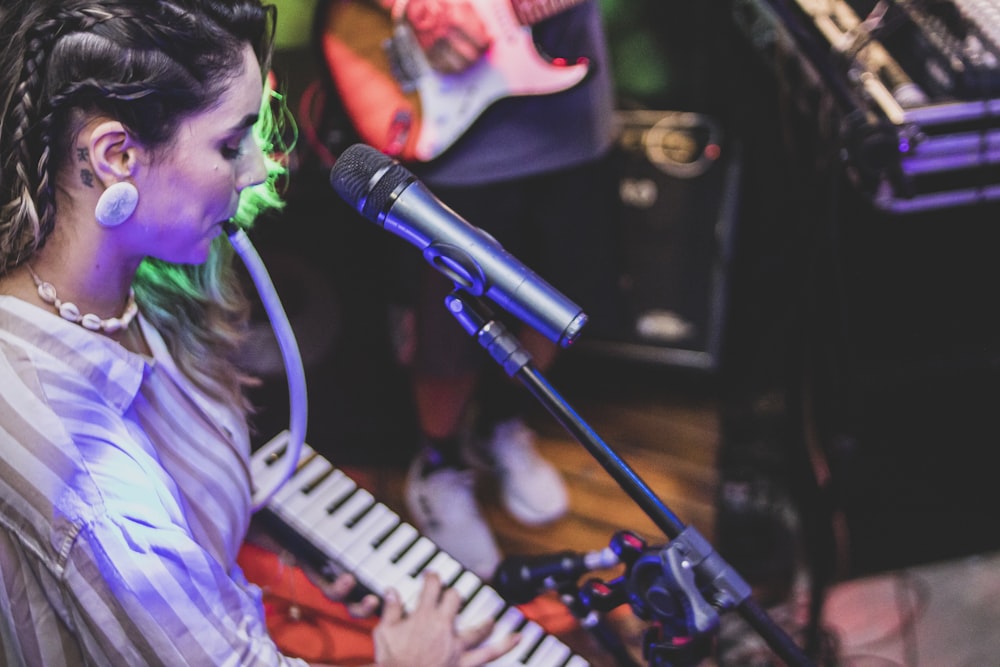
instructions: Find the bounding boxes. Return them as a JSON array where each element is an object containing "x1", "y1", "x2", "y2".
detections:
[
  {"x1": 493, "y1": 548, "x2": 620, "y2": 604},
  {"x1": 329, "y1": 143, "x2": 588, "y2": 347}
]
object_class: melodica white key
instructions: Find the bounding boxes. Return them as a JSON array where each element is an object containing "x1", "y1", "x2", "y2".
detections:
[
  {"x1": 303, "y1": 486, "x2": 376, "y2": 558},
  {"x1": 351, "y1": 522, "x2": 420, "y2": 590},
  {"x1": 411, "y1": 550, "x2": 464, "y2": 596},
  {"x1": 366, "y1": 537, "x2": 462, "y2": 610},
  {"x1": 251, "y1": 432, "x2": 590, "y2": 667},
  {"x1": 495, "y1": 619, "x2": 546, "y2": 666},
  {"x1": 482, "y1": 607, "x2": 529, "y2": 657},
  {"x1": 450, "y1": 569, "x2": 485, "y2": 604},
  {"x1": 524, "y1": 634, "x2": 573, "y2": 667},
  {"x1": 337, "y1": 504, "x2": 400, "y2": 570},
  {"x1": 456, "y1": 585, "x2": 507, "y2": 632},
  {"x1": 250, "y1": 432, "x2": 315, "y2": 494},
  {"x1": 269, "y1": 455, "x2": 332, "y2": 511},
  {"x1": 271, "y1": 476, "x2": 350, "y2": 554},
  {"x1": 278, "y1": 462, "x2": 343, "y2": 522},
  {"x1": 374, "y1": 535, "x2": 439, "y2": 606},
  {"x1": 293, "y1": 467, "x2": 356, "y2": 541}
]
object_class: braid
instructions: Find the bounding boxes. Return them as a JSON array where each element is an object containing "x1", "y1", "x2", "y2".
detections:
[
  {"x1": 0, "y1": 6, "x2": 119, "y2": 273},
  {"x1": 0, "y1": 21, "x2": 55, "y2": 273}
]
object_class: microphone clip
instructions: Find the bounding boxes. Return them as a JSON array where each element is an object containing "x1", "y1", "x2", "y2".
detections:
[{"x1": 444, "y1": 290, "x2": 533, "y2": 378}]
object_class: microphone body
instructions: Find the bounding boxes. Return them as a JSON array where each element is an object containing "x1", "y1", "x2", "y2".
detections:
[
  {"x1": 329, "y1": 143, "x2": 588, "y2": 347},
  {"x1": 493, "y1": 548, "x2": 619, "y2": 604}
]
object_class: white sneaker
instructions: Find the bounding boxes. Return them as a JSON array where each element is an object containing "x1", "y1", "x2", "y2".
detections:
[
  {"x1": 465, "y1": 418, "x2": 569, "y2": 526},
  {"x1": 404, "y1": 456, "x2": 502, "y2": 580}
]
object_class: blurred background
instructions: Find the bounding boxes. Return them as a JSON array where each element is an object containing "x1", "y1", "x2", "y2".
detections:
[{"x1": 244, "y1": 1, "x2": 1000, "y2": 664}]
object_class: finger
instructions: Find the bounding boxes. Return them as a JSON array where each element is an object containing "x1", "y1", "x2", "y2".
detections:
[
  {"x1": 452, "y1": 1, "x2": 490, "y2": 42},
  {"x1": 346, "y1": 593, "x2": 380, "y2": 619},
  {"x1": 456, "y1": 617, "x2": 494, "y2": 648},
  {"x1": 319, "y1": 572, "x2": 357, "y2": 601},
  {"x1": 414, "y1": 572, "x2": 443, "y2": 611},
  {"x1": 381, "y1": 587, "x2": 404, "y2": 624},
  {"x1": 450, "y1": 33, "x2": 487, "y2": 66},
  {"x1": 452, "y1": 11, "x2": 491, "y2": 52},
  {"x1": 458, "y1": 632, "x2": 521, "y2": 667},
  {"x1": 437, "y1": 583, "x2": 463, "y2": 617}
]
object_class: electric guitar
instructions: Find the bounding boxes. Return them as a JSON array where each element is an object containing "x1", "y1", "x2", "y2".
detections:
[{"x1": 321, "y1": 0, "x2": 590, "y2": 163}]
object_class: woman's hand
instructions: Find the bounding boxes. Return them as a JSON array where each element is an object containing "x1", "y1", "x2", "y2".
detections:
[
  {"x1": 372, "y1": 573, "x2": 520, "y2": 667},
  {"x1": 401, "y1": 0, "x2": 492, "y2": 73},
  {"x1": 242, "y1": 525, "x2": 380, "y2": 618},
  {"x1": 314, "y1": 571, "x2": 380, "y2": 619}
]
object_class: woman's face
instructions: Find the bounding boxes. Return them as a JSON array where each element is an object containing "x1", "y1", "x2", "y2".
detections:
[{"x1": 129, "y1": 44, "x2": 268, "y2": 265}]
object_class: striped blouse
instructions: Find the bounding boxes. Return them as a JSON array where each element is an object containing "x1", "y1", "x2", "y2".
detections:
[{"x1": 0, "y1": 296, "x2": 308, "y2": 666}]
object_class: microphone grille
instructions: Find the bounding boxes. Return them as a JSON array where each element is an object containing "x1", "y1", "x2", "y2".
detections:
[{"x1": 330, "y1": 144, "x2": 412, "y2": 220}]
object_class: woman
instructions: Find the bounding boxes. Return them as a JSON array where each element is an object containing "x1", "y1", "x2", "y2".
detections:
[{"x1": 0, "y1": 1, "x2": 517, "y2": 664}]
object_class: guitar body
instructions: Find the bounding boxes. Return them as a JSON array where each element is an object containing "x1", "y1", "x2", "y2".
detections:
[{"x1": 322, "y1": 0, "x2": 590, "y2": 162}]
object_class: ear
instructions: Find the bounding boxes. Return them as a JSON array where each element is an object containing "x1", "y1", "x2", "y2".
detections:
[{"x1": 86, "y1": 120, "x2": 142, "y2": 186}]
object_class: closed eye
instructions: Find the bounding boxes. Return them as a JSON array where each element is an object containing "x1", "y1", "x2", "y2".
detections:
[{"x1": 221, "y1": 129, "x2": 254, "y2": 160}]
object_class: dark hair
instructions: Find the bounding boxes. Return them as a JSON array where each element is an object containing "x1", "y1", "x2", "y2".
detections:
[
  {"x1": 0, "y1": 0, "x2": 285, "y2": 410},
  {"x1": 0, "y1": 0, "x2": 277, "y2": 272}
]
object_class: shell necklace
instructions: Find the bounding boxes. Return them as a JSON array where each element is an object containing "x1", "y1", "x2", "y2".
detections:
[{"x1": 26, "y1": 265, "x2": 138, "y2": 334}]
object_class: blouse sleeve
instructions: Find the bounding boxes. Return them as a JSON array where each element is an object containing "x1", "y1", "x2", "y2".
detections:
[{"x1": 59, "y1": 510, "x2": 309, "y2": 666}]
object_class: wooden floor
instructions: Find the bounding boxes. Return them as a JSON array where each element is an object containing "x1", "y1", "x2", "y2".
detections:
[{"x1": 416, "y1": 361, "x2": 720, "y2": 563}]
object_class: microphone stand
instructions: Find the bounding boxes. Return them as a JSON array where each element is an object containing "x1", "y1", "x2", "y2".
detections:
[{"x1": 443, "y1": 289, "x2": 814, "y2": 667}]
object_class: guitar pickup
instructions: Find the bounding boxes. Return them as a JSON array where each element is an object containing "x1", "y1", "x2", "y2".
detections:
[{"x1": 384, "y1": 25, "x2": 421, "y2": 93}]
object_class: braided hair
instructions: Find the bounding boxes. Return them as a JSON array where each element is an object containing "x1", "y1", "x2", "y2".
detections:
[{"x1": 0, "y1": 0, "x2": 289, "y2": 413}]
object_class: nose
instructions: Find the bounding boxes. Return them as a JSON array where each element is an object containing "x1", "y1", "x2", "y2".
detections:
[{"x1": 237, "y1": 147, "x2": 269, "y2": 192}]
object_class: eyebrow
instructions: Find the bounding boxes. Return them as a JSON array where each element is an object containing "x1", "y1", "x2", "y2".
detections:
[{"x1": 232, "y1": 113, "x2": 259, "y2": 132}]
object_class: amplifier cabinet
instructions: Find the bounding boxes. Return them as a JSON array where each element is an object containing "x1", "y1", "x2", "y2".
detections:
[{"x1": 581, "y1": 110, "x2": 743, "y2": 371}]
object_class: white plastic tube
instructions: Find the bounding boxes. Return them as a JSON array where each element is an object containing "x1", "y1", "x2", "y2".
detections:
[{"x1": 227, "y1": 224, "x2": 308, "y2": 512}]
